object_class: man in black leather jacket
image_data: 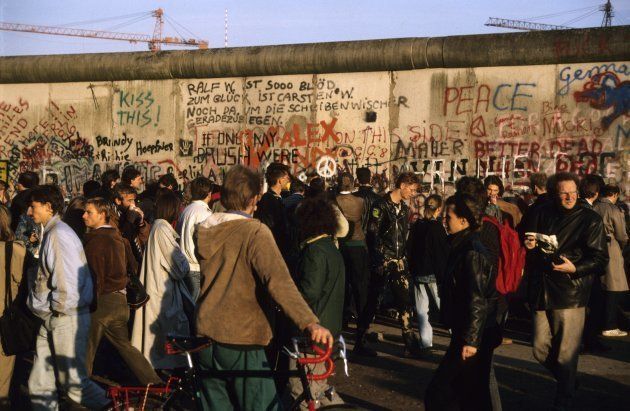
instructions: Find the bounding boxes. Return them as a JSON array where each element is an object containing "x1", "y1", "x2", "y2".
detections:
[
  {"x1": 353, "y1": 167, "x2": 381, "y2": 239},
  {"x1": 522, "y1": 172, "x2": 608, "y2": 410},
  {"x1": 355, "y1": 172, "x2": 420, "y2": 357}
]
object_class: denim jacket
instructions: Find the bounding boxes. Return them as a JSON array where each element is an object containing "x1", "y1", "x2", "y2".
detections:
[{"x1": 28, "y1": 216, "x2": 94, "y2": 318}]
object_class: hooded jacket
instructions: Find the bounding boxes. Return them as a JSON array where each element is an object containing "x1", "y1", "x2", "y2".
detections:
[
  {"x1": 176, "y1": 200, "x2": 212, "y2": 272},
  {"x1": 195, "y1": 212, "x2": 318, "y2": 346},
  {"x1": 521, "y1": 201, "x2": 608, "y2": 310}
]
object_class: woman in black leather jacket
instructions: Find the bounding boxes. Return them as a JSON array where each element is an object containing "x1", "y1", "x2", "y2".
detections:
[{"x1": 425, "y1": 193, "x2": 501, "y2": 411}]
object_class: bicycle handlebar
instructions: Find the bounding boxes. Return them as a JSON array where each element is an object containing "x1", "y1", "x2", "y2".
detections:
[
  {"x1": 163, "y1": 335, "x2": 339, "y2": 381},
  {"x1": 300, "y1": 344, "x2": 334, "y2": 381}
]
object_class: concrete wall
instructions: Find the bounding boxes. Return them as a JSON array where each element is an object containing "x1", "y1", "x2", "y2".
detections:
[{"x1": 0, "y1": 60, "x2": 628, "y2": 199}]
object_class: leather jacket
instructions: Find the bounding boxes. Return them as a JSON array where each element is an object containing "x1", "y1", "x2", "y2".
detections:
[
  {"x1": 353, "y1": 185, "x2": 381, "y2": 237},
  {"x1": 521, "y1": 202, "x2": 608, "y2": 310},
  {"x1": 440, "y1": 228, "x2": 499, "y2": 348},
  {"x1": 367, "y1": 193, "x2": 410, "y2": 268},
  {"x1": 254, "y1": 190, "x2": 290, "y2": 258}
]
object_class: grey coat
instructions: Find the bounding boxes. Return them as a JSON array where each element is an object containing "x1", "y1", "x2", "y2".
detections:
[{"x1": 594, "y1": 198, "x2": 629, "y2": 291}]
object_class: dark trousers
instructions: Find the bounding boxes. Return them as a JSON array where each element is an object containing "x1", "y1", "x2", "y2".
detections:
[
  {"x1": 604, "y1": 291, "x2": 627, "y2": 330},
  {"x1": 425, "y1": 327, "x2": 500, "y2": 411},
  {"x1": 198, "y1": 343, "x2": 281, "y2": 411},
  {"x1": 86, "y1": 292, "x2": 161, "y2": 385},
  {"x1": 583, "y1": 277, "x2": 605, "y2": 347},
  {"x1": 358, "y1": 265, "x2": 413, "y2": 336},
  {"x1": 340, "y1": 245, "x2": 370, "y2": 321}
]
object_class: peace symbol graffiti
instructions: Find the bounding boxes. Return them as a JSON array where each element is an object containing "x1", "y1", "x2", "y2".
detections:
[{"x1": 316, "y1": 156, "x2": 337, "y2": 178}]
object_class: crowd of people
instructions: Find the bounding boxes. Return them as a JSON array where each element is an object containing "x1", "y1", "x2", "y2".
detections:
[{"x1": 0, "y1": 163, "x2": 628, "y2": 411}]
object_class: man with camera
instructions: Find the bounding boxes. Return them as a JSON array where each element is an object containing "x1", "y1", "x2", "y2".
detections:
[{"x1": 522, "y1": 172, "x2": 608, "y2": 410}]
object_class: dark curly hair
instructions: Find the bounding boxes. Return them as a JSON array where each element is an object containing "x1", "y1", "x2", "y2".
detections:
[
  {"x1": 455, "y1": 176, "x2": 487, "y2": 209},
  {"x1": 295, "y1": 198, "x2": 338, "y2": 242},
  {"x1": 445, "y1": 193, "x2": 484, "y2": 230},
  {"x1": 30, "y1": 184, "x2": 65, "y2": 216},
  {"x1": 306, "y1": 177, "x2": 326, "y2": 199},
  {"x1": 579, "y1": 174, "x2": 604, "y2": 199},
  {"x1": 484, "y1": 175, "x2": 504, "y2": 196},
  {"x1": 550, "y1": 172, "x2": 580, "y2": 199}
]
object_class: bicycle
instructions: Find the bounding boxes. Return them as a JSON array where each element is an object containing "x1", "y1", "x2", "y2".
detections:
[{"x1": 106, "y1": 335, "x2": 349, "y2": 411}]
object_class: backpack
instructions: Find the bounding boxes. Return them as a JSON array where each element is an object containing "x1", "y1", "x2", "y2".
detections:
[{"x1": 482, "y1": 216, "x2": 526, "y2": 296}]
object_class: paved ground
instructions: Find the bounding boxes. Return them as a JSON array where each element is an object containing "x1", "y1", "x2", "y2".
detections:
[
  {"x1": 8, "y1": 315, "x2": 629, "y2": 410},
  {"x1": 330, "y1": 317, "x2": 630, "y2": 410}
]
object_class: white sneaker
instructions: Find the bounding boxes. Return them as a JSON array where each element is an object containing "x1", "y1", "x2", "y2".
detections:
[{"x1": 602, "y1": 329, "x2": 628, "y2": 337}]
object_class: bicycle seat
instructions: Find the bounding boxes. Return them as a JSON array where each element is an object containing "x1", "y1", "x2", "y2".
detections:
[{"x1": 165, "y1": 335, "x2": 212, "y2": 354}]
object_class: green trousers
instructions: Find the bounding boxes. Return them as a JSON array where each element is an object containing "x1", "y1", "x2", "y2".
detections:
[{"x1": 198, "y1": 343, "x2": 281, "y2": 411}]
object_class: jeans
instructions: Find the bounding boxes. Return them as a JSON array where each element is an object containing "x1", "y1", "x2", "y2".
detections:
[
  {"x1": 413, "y1": 281, "x2": 440, "y2": 348},
  {"x1": 29, "y1": 312, "x2": 110, "y2": 411},
  {"x1": 185, "y1": 270, "x2": 201, "y2": 302},
  {"x1": 533, "y1": 308, "x2": 585, "y2": 409}
]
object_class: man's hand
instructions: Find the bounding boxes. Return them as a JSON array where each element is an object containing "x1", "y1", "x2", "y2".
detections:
[
  {"x1": 305, "y1": 323, "x2": 334, "y2": 347},
  {"x1": 552, "y1": 255, "x2": 576, "y2": 274},
  {"x1": 524, "y1": 235, "x2": 537, "y2": 250},
  {"x1": 461, "y1": 345, "x2": 477, "y2": 360},
  {"x1": 29, "y1": 231, "x2": 39, "y2": 244},
  {"x1": 129, "y1": 205, "x2": 145, "y2": 224}
]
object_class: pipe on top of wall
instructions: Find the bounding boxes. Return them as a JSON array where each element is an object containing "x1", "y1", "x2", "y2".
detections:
[{"x1": 0, "y1": 26, "x2": 628, "y2": 84}]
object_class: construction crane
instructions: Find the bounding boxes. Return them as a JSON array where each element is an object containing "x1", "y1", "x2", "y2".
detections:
[
  {"x1": 0, "y1": 9, "x2": 208, "y2": 51},
  {"x1": 486, "y1": 1, "x2": 616, "y2": 31}
]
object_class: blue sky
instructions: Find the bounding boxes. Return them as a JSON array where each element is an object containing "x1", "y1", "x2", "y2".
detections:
[{"x1": 1, "y1": 0, "x2": 629, "y2": 55}]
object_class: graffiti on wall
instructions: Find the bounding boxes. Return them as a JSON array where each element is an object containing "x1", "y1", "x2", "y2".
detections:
[{"x1": 0, "y1": 61, "x2": 627, "y2": 201}]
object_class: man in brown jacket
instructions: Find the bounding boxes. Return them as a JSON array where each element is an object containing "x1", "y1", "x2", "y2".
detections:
[
  {"x1": 336, "y1": 172, "x2": 370, "y2": 334},
  {"x1": 82, "y1": 197, "x2": 162, "y2": 386},
  {"x1": 484, "y1": 175, "x2": 522, "y2": 228},
  {"x1": 195, "y1": 165, "x2": 333, "y2": 411}
]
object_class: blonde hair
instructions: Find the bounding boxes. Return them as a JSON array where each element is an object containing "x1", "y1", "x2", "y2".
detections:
[{"x1": 0, "y1": 205, "x2": 15, "y2": 241}]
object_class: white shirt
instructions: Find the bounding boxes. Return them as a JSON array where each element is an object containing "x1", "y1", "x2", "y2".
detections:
[{"x1": 176, "y1": 200, "x2": 212, "y2": 271}]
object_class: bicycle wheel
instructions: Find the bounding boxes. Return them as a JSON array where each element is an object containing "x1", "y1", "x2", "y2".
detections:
[{"x1": 105, "y1": 393, "x2": 170, "y2": 411}]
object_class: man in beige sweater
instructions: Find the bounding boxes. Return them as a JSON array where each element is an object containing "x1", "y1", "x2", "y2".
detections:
[{"x1": 195, "y1": 165, "x2": 332, "y2": 411}]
